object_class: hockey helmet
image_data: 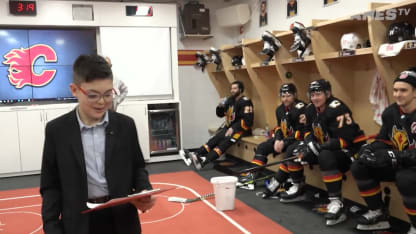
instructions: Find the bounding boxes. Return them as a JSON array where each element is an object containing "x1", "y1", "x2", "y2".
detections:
[
  {"x1": 341, "y1": 33, "x2": 364, "y2": 51},
  {"x1": 195, "y1": 51, "x2": 210, "y2": 72},
  {"x1": 387, "y1": 21, "x2": 415, "y2": 44},
  {"x1": 209, "y1": 47, "x2": 222, "y2": 65},
  {"x1": 307, "y1": 79, "x2": 331, "y2": 98},
  {"x1": 231, "y1": 56, "x2": 244, "y2": 68},
  {"x1": 261, "y1": 31, "x2": 282, "y2": 56},
  {"x1": 290, "y1": 21, "x2": 306, "y2": 34},
  {"x1": 280, "y1": 83, "x2": 297, "y2": 97},
  {"x1": 289, "y1": 22, "x2": 312, "y2": 58}
]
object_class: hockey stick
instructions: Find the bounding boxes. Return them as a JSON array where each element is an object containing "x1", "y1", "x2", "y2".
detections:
[
  {"x1": 236, "y1": 174, "x2": 275, "y2": 186},
  {"x1": 168, "y1": 192, "x2": 215, "y2": 203},
  {"x1": 214, "y1": 155, "x2": 300, "y2": 176}
]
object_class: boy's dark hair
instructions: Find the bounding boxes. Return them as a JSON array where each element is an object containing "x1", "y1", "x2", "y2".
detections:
[
  {"x1": 73, "y1": 54, "x2": 113, "y2": 84},
  {"x1": 231, "y1": 80, "x2": 244, "y2": 93}
]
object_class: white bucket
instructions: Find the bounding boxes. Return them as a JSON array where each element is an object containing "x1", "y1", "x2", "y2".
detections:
[{"x1": 210, "y1": 176, "x2": 238, "y2": 211}]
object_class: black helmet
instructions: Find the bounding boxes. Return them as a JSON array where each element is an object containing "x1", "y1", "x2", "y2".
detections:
[
  {"x1": 231, "y1": 56, "x2": 243, "y2": 68},
  {"x1": 308, "y1": 79, "x2": 331, "y2": 97},
  {"x1": 279, "y1": 83, "x2": 297, "y2": 96},
  {"x1": 387, "y1": 21, "x2": 415, "y2": 44},
  {"x1": 209, "y1": 47, "x2": 221, "y2": 65},
  {"x1": 195, "y1": 51, "x2": 209, "y2": 72}
]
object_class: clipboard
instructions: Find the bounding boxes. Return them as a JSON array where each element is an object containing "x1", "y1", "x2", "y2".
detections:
[{"x1": 82, "y1": 187, "x2": 174, "y2": 214}]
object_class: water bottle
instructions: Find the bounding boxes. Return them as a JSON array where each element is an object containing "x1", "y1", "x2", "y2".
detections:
[{"x1": 265, "y1": 125, "x2": 270, "y2": 137}]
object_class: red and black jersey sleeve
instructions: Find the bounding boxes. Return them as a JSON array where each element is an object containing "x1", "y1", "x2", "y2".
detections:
[
  {"x1": 371, "y1": 104, "x2": 397, "y2": 150},
  {"x1": 231, "y1": 97, "x2": 254, "y2": 132}
]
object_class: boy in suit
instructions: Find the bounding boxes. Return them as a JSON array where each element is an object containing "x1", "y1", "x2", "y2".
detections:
[{"x1": 40, "y1": 54, "x2": 154, "y2": 234}]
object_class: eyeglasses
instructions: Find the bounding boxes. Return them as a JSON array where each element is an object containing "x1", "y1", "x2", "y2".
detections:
[{"x1": 77, "y1": 86, "x2": 116, "y2": 103}]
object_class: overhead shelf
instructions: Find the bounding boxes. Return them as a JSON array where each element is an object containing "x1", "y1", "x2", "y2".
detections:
[
  {"x1": 314, "y1": 15, "x2": 368, "y2": 28},
  {"x1": 229, "y1": 65, "x2": 247, "y2": 71},
  {"x1": 275, "y1": 31, "x2": 292, "y2": 38},
  {"x1": 181, "y1": 34, "x2": 213, "y2": 40},
  {"x1": 251, "y1": 61, "x2": 276, "y2": 69},
  {"x1": 320, "y1": 48, "x2": 373, "y2": 60},
  {"x1": 280, "y1": 55, "x2": 316, "y2": 64},
  {"x1": 243, "y1": 38, "x2": 263, "y2": 47},
  {"x1": 222, "y1": 44, "x2": 243, "y2": 52}
]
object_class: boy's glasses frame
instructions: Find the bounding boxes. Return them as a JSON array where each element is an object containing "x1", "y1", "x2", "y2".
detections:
[{"x1": 77, "y1": 86, "x2": 116, "y2": 103}]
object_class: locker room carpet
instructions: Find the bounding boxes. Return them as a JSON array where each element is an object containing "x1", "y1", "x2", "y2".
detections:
[{"x1": 0, "y1": 170, "x2": 289, "y2": 234}]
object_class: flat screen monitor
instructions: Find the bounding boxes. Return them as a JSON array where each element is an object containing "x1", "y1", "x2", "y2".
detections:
[{"x1": 0, "y1": 28, "x2": 97, "y2": 104}]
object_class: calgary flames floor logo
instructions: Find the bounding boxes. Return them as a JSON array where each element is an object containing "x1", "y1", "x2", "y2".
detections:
[{"x1": 2, "y1": 44, "x2": 57, "y2": 88}]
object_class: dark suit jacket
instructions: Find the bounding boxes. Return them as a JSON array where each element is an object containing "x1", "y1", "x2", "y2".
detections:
[{"x1": 40, "y1": 109, "x2": 152, "y2": 234}]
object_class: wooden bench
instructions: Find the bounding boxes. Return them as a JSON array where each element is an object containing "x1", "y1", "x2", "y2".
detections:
[{"x1": 213, "y1": 132, "x2": 409, "y2": 222}]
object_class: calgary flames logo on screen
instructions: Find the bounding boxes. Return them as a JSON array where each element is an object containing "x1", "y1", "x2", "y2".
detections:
[{"x1": 2, "y1": 44, "x2": 57, "y2": 88}]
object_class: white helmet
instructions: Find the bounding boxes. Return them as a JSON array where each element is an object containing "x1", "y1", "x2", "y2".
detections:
[{"x1": 341, "y1": 33, "x2": 364, "y2": 51}]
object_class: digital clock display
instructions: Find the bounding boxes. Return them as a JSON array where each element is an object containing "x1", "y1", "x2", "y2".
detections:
[{"x1": 9, "y1": 1, "x2": 37, "y2": 16}]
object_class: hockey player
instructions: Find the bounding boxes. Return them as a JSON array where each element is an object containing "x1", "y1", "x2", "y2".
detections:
[
  {"x1": 296, "y1": 79, "x2": 365, "y2": 226},
  {"x1": 182, "y1": 81, "x2": 254, "y2": 170},
  {"x1": 239, "y1": 83, "x2": 306, "y2": 196},
  {"x1": 351, "y1": 68, "x2": 416, "y2": 233}
]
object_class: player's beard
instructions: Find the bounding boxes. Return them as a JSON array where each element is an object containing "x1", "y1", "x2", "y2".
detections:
[{"x1": 232, "y1": 90, "x2": 241, "y2": 99}]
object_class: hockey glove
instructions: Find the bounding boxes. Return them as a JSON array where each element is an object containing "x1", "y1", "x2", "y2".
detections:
[
  {"x1": 397, "y1": 149, "x2": 416, "y2": 168},
  {"x1": 358, "y1": 148, "x2": 399, "y2": 169},
  {"x1": 294, "y1": 141, "x2": 320, "y2": 164}
]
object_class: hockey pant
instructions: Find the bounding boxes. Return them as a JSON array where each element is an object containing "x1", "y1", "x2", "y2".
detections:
[
  {"x1": 311, "y1": 149, "x2": 352, "y2": 197},
  {"x1": 196, "y1": 127, "x2": 248, "y2": 163},
  {"x1": 351, "y1": 158, "x2": 416, "y2": 225},
  {"x1": 272, "y1": 141, "x2": 305, "y2": 184}
]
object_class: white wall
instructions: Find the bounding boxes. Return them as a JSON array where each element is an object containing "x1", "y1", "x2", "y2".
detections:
[
  {"x1": 177, "y1": 0, "x2": 241, "y2": 149},
  {"x1": 178, "y1": 0, "x2": 405, "y2": 149},
  {"x1": 0, "y1": 0, "x2": 177, "y2": 27}
]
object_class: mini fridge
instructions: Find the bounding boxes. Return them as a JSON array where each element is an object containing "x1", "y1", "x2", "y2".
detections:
[{"x1": 148, "y1": 103, "x2": 180, "y2": 156}]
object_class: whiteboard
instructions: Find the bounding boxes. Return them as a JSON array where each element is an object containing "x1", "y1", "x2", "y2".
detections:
[{"x1": 100, "y1": 27, "x2": 172, "y2": 96}]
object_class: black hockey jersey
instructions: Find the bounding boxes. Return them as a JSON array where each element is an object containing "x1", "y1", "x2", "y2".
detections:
[
  {"x1": 216, "y1": 95, "x2": 254, "y2": 133},
  {"x1": 304, "y1": 96, "x2": 364, "y2": 151},
  {"x1": 274, "y1": 100, "x2": 306, "y2": 148},
  {"x1": 372, "y1": 103, "x2": 416, "y2": 151}
]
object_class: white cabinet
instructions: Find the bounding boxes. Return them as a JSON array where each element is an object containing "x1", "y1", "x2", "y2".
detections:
[
  {"x1": 17, "y1": 108, "x2": 70, "y2": 172},
  {"x1": 0, "y1": 101, "x2": 178, "y2": 176},
  {"x1": 17, "y1": 110, "x2": 45, "y2": 172},
  {"x1": 119, "y1": 104, "x2": 150, "y2": 160},
  {"x1": 0, "y1": 111, "x2": 21, "y2": 174},
  {"x1": 45, "y1": 108, "x2": 72, "y2": 123}
]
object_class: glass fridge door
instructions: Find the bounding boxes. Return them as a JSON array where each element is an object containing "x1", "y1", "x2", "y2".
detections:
[{"x1": 148, "y1": 108, "x2": 180, "y2": 156}]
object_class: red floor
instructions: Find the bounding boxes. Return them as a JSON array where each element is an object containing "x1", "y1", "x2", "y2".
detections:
[{"x1": 0, "y1": 171, "x2": 291, "y2": 234}]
